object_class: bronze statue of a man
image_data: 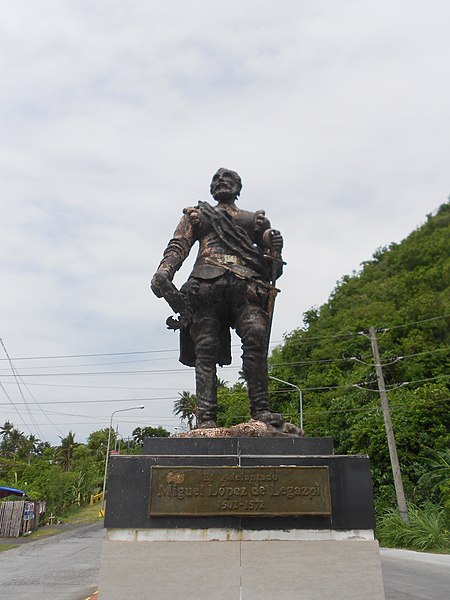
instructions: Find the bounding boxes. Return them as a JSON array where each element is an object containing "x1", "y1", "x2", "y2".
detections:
[{"x1": 151, "y1": 168, "x2": 285, "y2": 429}]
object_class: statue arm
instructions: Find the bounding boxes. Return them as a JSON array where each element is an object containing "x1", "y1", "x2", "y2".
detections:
[
  {"x1": 151, "y1": 212, "x2": 196, "y2": 297},
  {"x1": 255, "y1": 211, "x2": 284, "y2": 281}
]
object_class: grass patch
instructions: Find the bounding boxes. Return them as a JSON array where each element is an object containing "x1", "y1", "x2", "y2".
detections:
[
  {"x1": 0, "y1": 544, "x2": 19, "y2": 552},
  {"x1": 62, "y1": 503, "x2": 103, "y2": 525},
  {"x1": 376, "y1": 503, "x2": 450, "y2": 552}
]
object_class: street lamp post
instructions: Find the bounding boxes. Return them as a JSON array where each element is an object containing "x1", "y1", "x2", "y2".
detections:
[
  {"x1": 269, "y1": 376, "x2": 303, "y2": 432},
  {"x1": 100, "y1": 406, "x2": 144, "y2": 514}
]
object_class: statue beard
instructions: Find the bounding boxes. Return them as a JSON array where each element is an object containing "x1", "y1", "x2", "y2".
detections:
[{"x1": 211, "y1": 187, "x2": 239, "y2": 204}]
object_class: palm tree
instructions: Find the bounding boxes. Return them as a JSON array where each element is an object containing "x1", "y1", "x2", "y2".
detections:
[
  {"x1": 173, "y1": 391, "x2": 197, "y2": 430},
  {"x1": 7, "y1": 428, "x2": 27, "y2": 460},
  {"x1": 0, "y1": 420, "x2": 14, "y2": 438},
  {"x1": 0, "y1": 420, "x2": 14, "y2": 454},
  {"x1": 55, "y1": 431, "x2": 76, "y2": 471},
  {"x1": 24, "y1": 434, "x2": 40, "y2": 465}
]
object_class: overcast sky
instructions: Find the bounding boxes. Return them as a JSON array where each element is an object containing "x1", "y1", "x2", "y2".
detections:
[{"x1": 0, "y1": 1, "x2": 449, "y2": 445}]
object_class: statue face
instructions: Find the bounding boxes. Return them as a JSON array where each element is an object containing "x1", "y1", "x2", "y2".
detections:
[{"x1": 210, "y1": 168, "x2": 242, "y2": 203}]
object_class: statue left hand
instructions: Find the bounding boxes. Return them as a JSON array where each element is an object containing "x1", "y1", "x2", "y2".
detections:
[{"x1": 270, "y1": 230, "x2": 283, "y2": 252}]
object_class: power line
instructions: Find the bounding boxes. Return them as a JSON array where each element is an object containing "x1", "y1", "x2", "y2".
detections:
[
  {"x1": 1, "y1": 313, "x2": 447, "y2": 441},
  {"x1": 380, "y1": 314, "x2": 450, "y2": 332},
  {"x1": 0, "y1": 381, "x2": 195, "y2": 391},
  {"x1": 0, "y1": 381, "x2": 33, "y2": 434},
  {"x1": 0, "y1": 374, "x2": 446, "y2": 409},
  {"x1": 0, "y1": 337, "x2": 64, "y2": 440},
  {"x1": 0, "y1": 345, "x2": 447, "y2": 377},
  {"x1": 0, "y1": 363, "x2": 250, "y2": 377},
  {"x1": 0, "y1": 346, "x2": 446, "y2": 380},
  {"x1": 271, "y1": 373, "x2": 449, "y2": 393},
  {"x1": 0, "y1": 349, "x2": 180, "y2": 361},
  {"x1": 12, "y1": 374, "x2": 64, "y2": 438},
  {"x1": 0, "y1": 339, "x2": 38, "y2": 437},
  {"x1": 298, "y1": 395, "x2": 449, "y2": 417},
  {"x1": 400, "y1": 347, "x2": 450, "y2": 359},
  {"x1": 0, "y1": 341, "x2": 284, "y2": 362},
  {"x1": 14, "y1": 422, "x2": 180, "y2": 428},
  {"x1": 0, "y1": 396, "x2": 180, "y2": 406},
  {"x1": 10, "y1": 389, "x2": 448, "y2": 429},
  {"x1": 395, "y1": 374, "x2": 450, "y2": 388},
  {"x1": 0, "y1": 312, "x2": 446, "y2": 369},
  {"x1": 0, "y1": 356, "x2": 183, "y2": 371},
  {"x1": 281, "y1": 315, "x2": 450, "y2": 344},
  {"x1": 0, "y1": 344, "x2": 252, "y2": 371},
  {"x1": 0, "y1": 368, "x2": 196, "y2": 377}
]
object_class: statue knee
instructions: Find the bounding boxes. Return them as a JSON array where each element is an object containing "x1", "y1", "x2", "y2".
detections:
[
  {"x1": 190, "y1": 317, "x2": 221, "y2": 357},
  {"x1": 237, "y1": 312, "x2": 269, "y2": 349}
]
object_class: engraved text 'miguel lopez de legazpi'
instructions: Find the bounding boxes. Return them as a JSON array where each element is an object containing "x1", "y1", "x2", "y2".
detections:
[{"x1": 149, "y1": 466, "x2": 331, "y2": 517}]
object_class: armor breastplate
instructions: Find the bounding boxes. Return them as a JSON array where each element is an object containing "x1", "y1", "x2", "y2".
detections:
[{"x1": 190, "y1": 206, "x2": 263, "y2": 280}]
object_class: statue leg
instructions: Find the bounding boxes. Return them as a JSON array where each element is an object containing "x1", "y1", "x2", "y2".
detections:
[
  {"x1": 190, "y1": 317, "x2": 221, "y2": 428},
  {"x1": 235, "y1": 306, "x2": 284, "y2": 428}
]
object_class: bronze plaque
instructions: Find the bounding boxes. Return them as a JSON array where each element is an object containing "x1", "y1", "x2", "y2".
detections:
[{"x1": 149, "y1": 466, "x2": 331, "y2": 517}]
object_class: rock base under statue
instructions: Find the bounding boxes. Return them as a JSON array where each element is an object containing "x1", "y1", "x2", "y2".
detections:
[
  {"x1": 98, "y1": 437, "x2": 385, "y2": 599},
  {"x1": 175, "y1": 418, "x2": 302, "y2": 437}
]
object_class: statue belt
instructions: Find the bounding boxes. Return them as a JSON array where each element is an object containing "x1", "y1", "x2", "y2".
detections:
[
  {"x1": 199, "y1": 256, "x2": 279, "y2": 292},
  {"x1": 207, "y1": 254, "x2": 243, "y2": 266}
]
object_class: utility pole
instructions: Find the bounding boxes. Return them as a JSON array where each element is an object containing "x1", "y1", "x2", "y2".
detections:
[{"x1": 368, "y1": 327, "x2": 409, "y2": 523}]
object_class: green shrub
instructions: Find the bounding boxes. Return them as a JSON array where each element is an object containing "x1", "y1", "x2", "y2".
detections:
[{"x1": 376, "y1": 503, "x2": 450, "y2": 552}]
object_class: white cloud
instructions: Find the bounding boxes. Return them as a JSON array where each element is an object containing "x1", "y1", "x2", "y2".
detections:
[{"x1": 0, "y1": 0, "x2": 448, "y2": 443}]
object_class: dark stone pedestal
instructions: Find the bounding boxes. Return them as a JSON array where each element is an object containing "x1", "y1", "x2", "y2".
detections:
[
  {"x1": 105, "y1": 436, "x2": 376, "y2": 531},
  {"x1": 99, "y1": 437, "x2": 384, "y2": 599}
]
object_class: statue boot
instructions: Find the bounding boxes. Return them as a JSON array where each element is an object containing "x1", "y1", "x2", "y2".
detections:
[{"x1": 236, "y1": 307, "x2": 284, "y2": 429}]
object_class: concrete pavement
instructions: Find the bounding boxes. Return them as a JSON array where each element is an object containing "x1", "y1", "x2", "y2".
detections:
[
  {"x1": 380, "y1": 548, "x2": 450, "y2": 600},
  {"x1": 2, "y1": 524, "x2": 448, "y2": 600},
  {"x1": 0, "y1": 522, "x2": 105, "y2": 600}
]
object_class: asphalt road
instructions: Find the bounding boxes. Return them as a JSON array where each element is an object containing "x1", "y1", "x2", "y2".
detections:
[
  {"x1": 0, "y1": 522, "x2": 105, "y2": 600},
  {"x1": 1, "y1": 525, "x2": 449, "y2": 599},
  {"x1": 381, "y1": 548, "x2": 450, "y2": 600}
]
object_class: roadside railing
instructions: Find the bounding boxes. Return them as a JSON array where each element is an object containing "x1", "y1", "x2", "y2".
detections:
[{"x1": 90, "y1": 492, "x2": 103, "y2": 506}]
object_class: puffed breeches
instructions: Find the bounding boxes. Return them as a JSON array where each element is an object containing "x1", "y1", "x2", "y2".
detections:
[{"x1": 184, "y1": 273, "x2": 271, "y2": 425}]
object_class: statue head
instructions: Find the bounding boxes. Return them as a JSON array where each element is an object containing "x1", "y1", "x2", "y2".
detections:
[{"x1": 210, "y1": 168, "x2": 242, "y2": 203}]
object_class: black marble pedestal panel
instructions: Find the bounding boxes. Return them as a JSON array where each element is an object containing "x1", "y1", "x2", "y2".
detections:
[
  {"x1": 142, "y1": 436, "x2": 334, "y2": 456},
  {"x1": 105, "y1": 437, "x2": 375, "y2": 531}
]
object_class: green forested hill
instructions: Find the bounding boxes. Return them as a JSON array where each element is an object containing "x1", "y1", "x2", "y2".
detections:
[{"x1": 268, "y1": 202, "x2": 450, "y2": 510}]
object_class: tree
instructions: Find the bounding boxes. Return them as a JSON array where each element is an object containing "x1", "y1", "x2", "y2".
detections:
[
  {"x1": 24, "y1": 434, "x2": 40, "y2": 465},
  {"x1": 0, "y1": 421, "x2": 14, "y2": 456},
  {"x1": 267, "y1": 202, "x2": 450, "y2": 511},
  {"x1": 35, "y1": 440, "x2": 51, "y2": 456},
  {"x1": 217, "y1": 382, "x2": 250, "y2": 427},
  {"x1": 173, "y1": 391, "x2": 197, "y2": 430},
  {"x1": 0, "y1": 420, "x2": 13, "y2": 440},
  {"x1": 87, "y1": 428, "x2": 113, "y2": 462},
  {"x1": 6, "y1": 428, "x2": 27, "y2": 460},
  {"x1": 132, "y1": 426, "x2": 170, "y2": 446},
  {"x1": 55, "y1": 431, "x2": 77, "y2": 472}
]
